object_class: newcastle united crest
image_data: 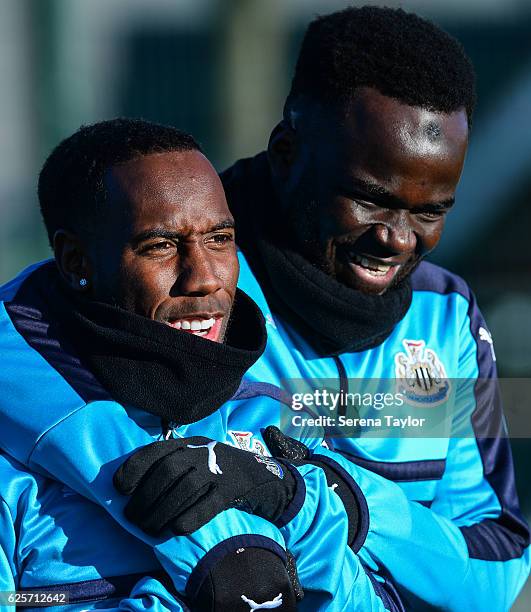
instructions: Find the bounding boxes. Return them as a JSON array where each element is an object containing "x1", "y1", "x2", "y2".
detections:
[
  {"x1": 229, "y1": 430, "x2": 267, "y2": 456},
  {"x1": 395, "y1": 339, "x2": 451, "y2": 407}
]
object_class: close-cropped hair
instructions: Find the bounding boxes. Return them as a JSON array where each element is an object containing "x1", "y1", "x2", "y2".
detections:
[
  {"x1": 286, "y1": 6, "x2": 476, "y2": 125},
  {"x1": 39, "y1": 118, "x2": 202, "y2": 246}
]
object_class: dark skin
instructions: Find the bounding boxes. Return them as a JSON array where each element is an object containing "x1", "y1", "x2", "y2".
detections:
[
  {"x1": 268, "y1": 87, "x2": 469, "y2": 294},
  {"x1": 54, "y1": 150, "x2": 238, "y2": 342}
]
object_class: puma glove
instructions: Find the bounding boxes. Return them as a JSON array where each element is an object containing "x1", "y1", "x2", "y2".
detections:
[{"x1": 114, "y1": 436, "x2": 300, "y2": 536}]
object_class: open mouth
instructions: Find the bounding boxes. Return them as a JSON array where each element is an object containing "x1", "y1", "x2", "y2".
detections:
[
  {"x1": 166, "y1": 317, "x2": 223, "y2": 342},
  {"x1": 350, "y1": 253, "x2": 399, "y2": 277},
  {"x1": 342, "y1": 250, "x2": 402, "y2": 292}
]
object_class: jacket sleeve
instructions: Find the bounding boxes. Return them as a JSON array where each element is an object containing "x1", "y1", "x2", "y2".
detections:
[
  {"x1": 0, "y1": 492, "x2": 189, "y2": 612},
  {"x1": 281, "y1": 462, "x2": 405, "y2": 611},
  {"x1": 93, "y1": 576, "x2": 190, "y2": 611},
  {"x1": 19, "y1": 402, "x2": 290, "y2": 602},
  {"x1": 311, "y1": 293, "x2": 530, "y2": 610}
]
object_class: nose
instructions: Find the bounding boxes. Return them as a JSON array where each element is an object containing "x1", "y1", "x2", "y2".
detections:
[
  {"x1": 175, "y1": 245, "x2": 223, "y2": 297},
  {"x1": 372, "y1": 215, "x2": 416, "y2": 255}
]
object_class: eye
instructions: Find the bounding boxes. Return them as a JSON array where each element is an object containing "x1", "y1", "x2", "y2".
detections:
[
  {"x1": 140, "y1": 241, "x2": 177, "y2": 255},
  {"x1": 353, "y1": 199, "x2": 379, "y2": 211},
  {"x1": 151, "y1": 241, "x2": 174, "y2": 250},
  {"x1": 206, "y1": 232, "x2": 234, "y2": 247},
  {"x1": 418, "y1": 211, "x2": 446, "y2": 222}
]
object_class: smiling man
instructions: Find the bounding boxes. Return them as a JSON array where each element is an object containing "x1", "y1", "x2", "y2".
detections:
[
  {"x1": 42, "y1": 127, "x2": 249, "y2": 422},
  {"x1": 216, "y1": 6, "x2": 531, "y2": 610},
  {"x1": 277, "y1": 87, "x2": 466, "y2": 296},
  {"x1": 76, "y1": 150, "x2": 235, "y2": 340},
  {"x1": 0, "y1": 119, "x2": 302, "y2": 610}
]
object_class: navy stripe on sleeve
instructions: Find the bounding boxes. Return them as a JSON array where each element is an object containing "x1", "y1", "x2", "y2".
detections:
[
  {"x1": 363, "y1": 564, "x2": 406, "y2": 612},
  {"x1": 459, "y1": 292, "x2": 529, "y2": 561},
  {"x1": 21, "y1": 570, "x2": 183, "y2": 607},
  {"x1": 337, "y1": 449, "x2": 446, "y2": 482}
]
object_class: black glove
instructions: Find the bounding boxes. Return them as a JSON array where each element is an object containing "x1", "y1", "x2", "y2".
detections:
[
  {"x1": 263, "y1": 426, "x2": 361, "y2": 549},
  {"x1": 192, "y1": 547, "x2": 302, "y2": 611},
  {"x1": 114, "y1": 436, "x2": 299, "y2": 536}
]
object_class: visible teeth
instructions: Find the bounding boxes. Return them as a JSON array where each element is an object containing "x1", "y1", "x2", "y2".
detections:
[
  {"x1": 171, "y1": 317, "x2": 216, "y2": 331},
  {"x1": 200, "y1": 318, "x2": 216, "y2": 330},
  {"x1": 353, "y1": 254, "x2": 392, "y2": 275}
]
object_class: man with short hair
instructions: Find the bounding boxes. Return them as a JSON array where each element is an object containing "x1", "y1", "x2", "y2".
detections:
[
  {"x1": 0, "y1": 119, "x2": 282, "y2": 610},
  {"x1": 217, "y1": 6, "x2": 530, "y2": 609}
]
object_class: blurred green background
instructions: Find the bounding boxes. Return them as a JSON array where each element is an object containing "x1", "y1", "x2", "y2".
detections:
[{"x1": 0, "y1": 0, "x2": 530, "y2": 607}]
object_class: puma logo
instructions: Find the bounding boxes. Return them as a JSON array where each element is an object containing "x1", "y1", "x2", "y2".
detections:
[
  {"x1": 479, "y1": 326, "x2": 496, "y2": 362},
  {"x1": 479, "y1": 327, "x2": 493, "y2": 345},
  {"x1": 187, "y1": 441, "x2": 222, "y2": 474},
  {"x1": 241, "y1": 593, "x2": 283, "y2": 610}
]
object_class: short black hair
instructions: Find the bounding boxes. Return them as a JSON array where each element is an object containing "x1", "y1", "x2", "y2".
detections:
[
  {"x1": 39, "y1": 118, "x2": 201, "y2": 246},
  {"x1": 286, "y1": 6, "x2": 476, "y2": 125}
]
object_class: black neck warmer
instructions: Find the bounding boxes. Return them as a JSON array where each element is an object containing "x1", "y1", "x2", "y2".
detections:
[
  {"x1": 47, "y1": 271, "x2": 266, "y2": 424},
  {"x1": 253, "y1": 238, "x2": 412, "y2": 355},
  {"x1": 222, "y1": 153, "x2": 412, "y2": 356}
]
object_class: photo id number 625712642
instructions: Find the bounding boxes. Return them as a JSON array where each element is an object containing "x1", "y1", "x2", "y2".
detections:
[{"x1": 0, "y1": 591, "x2": 69, "y2": 607}]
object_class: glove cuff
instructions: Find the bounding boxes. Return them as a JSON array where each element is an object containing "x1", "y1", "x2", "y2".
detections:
[
  {"x1": 187, "y1": 535, "x2": 298, "y2": 611},
  {"x1": 273, "y1": 460, "x2": 306, "y2": 529}
]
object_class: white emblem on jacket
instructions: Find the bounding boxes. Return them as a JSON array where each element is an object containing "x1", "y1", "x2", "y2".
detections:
[
  {"x1": 229, "y1": 430, "x2": 267, "y2": 456},
  {"x1": 395, "y1": 339, "x2": 451, "y2": 406}
]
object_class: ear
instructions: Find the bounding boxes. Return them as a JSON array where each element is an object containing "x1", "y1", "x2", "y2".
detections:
[
  {"x1": 53, "y1": 230, "x2": 93, "y2": 293},
  {"x1": 267, "y1": 120, "x2": 299, "y2": 181}
]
